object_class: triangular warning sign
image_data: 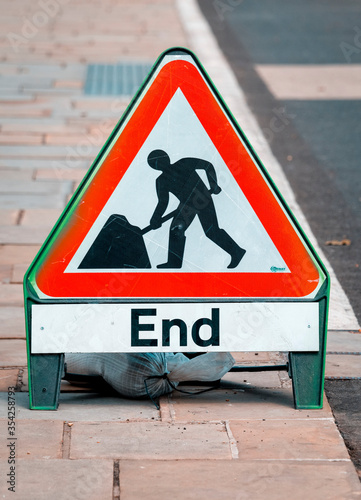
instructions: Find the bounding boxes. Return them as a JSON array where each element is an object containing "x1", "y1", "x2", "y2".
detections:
[{"x1": 28, "y1": 48, "x2": 325, "y2": 300}]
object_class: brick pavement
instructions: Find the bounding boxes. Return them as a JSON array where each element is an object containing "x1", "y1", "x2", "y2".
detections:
[{"x1": 0, "y1": 0, "x2": 361, "y2": 498}]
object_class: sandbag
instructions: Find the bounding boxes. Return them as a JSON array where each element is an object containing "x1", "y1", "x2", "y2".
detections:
[{"x1": 64, "y1": 352, "x2": 234, "y2": 400}]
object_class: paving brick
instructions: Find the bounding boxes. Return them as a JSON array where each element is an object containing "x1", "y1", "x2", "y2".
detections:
[
  {"x1": 0, "y1": 77, "x2": 53, "y2": 89},
  {"x1": 0, "y1": 339, "x2": 27, "y2": 367},
  {"x1": 66, "y1": 117, "x2": 117, "y2": 128},
  {"x1": 45, "y1": 133, "x2": 104, "y2": 146},
  {"x1": 0, "y1": 145, "x2": 97, "y2": 158},
  {"x1": 12, "y1": 263, "x2": 29, "y2": 283},
  {"x1": 0, "y1": 87, "x2": 21, "y2": 95},
  {"x1": 72, "y1": 97, "x2": 128, "y2": 110},
  {"x1": 0, "y1": 65, "x2": 23, "y2": 75},
  {"x1": 231, "y1": 351, "x2": 274, "y2": 364},
  {"x1": 70, "y1": 421, "x2": 230, "y2": 460},
  {"x1": 232, "y1": 352, "x2": 288, "y2": 365},
  {"x1": 118, "y1": 460, "x2": 361, "y2": 500},
  {"x1": 19, "y1": 79, "x2": 54, "y2": 89},
  {"x1": 60, "y1": 380, "x2": 94, "y2": 393},
  {"x1": 230, "y1": 419, "x2": 349, "y2": 460},
  {"x1": 34, "y1": 168, "x2": 87, "y2": 181},
  {"x1": 12, "y1": 64, "x2": 86, "y2": 79},
  {"x1": 0, "y1": 107, "x2": 51, "y2": 117},
  {"x1": 0, "y1": 179, "x2": 71, "y2": 195},
  {"x1": 222, "y1": 369, "x2": 282, "y2": 389},
  {"x1": 61, "y1": 109, "x2": 123, "y2": 120},
  {"x1": 0, "y1": 245, "x2": 39, "y2": 265},
  {"x1": 0, "y1": 169, "x2": 33, "y2": 181},
  {"x1": 0, "y1": 193, "x2": 67, "y2": 209},
  {"x1": 0, "y1": 459, "x2": 113, "y2": 500},
  {"x1": 1, "y1": 122, "x2": 88, "y2": 134},
  {"x1": 0, "y1": 284, "x2": 23, "y2": 306},
  {"x1": 21, "y1": 208, "x2": 62, "y2": 226},
  {"x1": 0, "y1": 95, "x2": 35, "y2": 103},
  {"x1": 0, "y1": 76, "x2": 22, "y2": 89},
  {"x1": 0, "y1": 307, "x2": 25, "y2": 339},
  {"x1": 0, "y1": 225, "x2": 52, "y2": 244},
  {"x1": 0, "y1": 210, "x2": 21, "y2": 225},
  {"x1": 88, "y1": 122, "x2": 118, "y2": 136},
  {"x1": 0, "y1": 158, "x2": 90, "y2": 171},
  {"x1": 22, "y1": 91, "x2": 83, "y2": 100},
  {"x1": 325, "y1": 354, "x2": 361, "y2": 379},
  {"x1": 170, "y1": 387, "x2": 333, "y2": 421},
  {"x1": 54, "y1": 80, "x2": 83, "y2": 88},
  {"x1": 0, "y1": 419, "x2": 63, "y2": 458},
  {"x1": 0, "y1": 369, "x2": 19, "y2": 391},
  {"x1": 0, "y1": 392, "x2": 160, "y2": 422},
  {"x1": 0, "y1": 264, "x2": 12, "y2": 283},
  {"x1": 0, "y1": 134, "x2": 43, "y2": 145}
]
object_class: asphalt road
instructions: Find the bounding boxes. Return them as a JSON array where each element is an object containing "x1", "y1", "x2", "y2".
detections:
[
  {"x1": 198, "y1": 0, "x2": 361, "y2": 324},
  {"x1": 197, "y1": 0, "x2": 361, "y2": 478}
]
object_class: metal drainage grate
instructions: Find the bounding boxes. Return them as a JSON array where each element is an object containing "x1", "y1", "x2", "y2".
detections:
[{"x1": 84, "y1": 62, "x2": 152, "y2": 96}]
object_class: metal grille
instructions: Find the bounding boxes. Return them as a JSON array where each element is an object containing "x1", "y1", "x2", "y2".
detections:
[{"x1": 84, "y1": 63, "x2": 152, "y2": 96}]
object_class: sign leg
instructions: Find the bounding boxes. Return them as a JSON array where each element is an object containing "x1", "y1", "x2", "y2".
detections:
[
  {"x1": 28, "y1": 353, "x2": 64, "y2": 410},
  {"x1": 289, "y1": 296, "x2": 328, "y2": 409}
]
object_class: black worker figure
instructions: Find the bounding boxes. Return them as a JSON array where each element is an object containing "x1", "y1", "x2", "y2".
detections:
[{"x1": 148, "y1": 149, "x2": 246, "y2": 269}]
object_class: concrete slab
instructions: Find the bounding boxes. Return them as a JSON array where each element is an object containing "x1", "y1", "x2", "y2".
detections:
[
  {"x1": 230, "y1": 419, "x2": 349, "y2": 460},
  {"x1": 327, "y1": 330, "x2": 361, "y2": 353},
  {"x1": 70, "y1": 421, "x2": 230, "y2": 460},
  {"x1": 170, "y1": 387, "x2": 333, "y2": 421},
  {"x1": 0, "y1": 306, "x2": 26, "y2": 338},
  {"x1": 0, "y1": 339, "x2": 27, "y2": 367},
  {"x1": 325, "y1": 354, "x2": 361, "y2": 379},
  {"x1": 0, "y1": 392, "x2": 159, "y2": 422},
  {"x1": 118, "y1": 459, "x2": 361, "y2": 500},
  {"x1": 0, "y1": 419, "x2": 63, "y2": 458},
  {"x1": 0, "y1": 459, "x2": 113, "y2": 499}
]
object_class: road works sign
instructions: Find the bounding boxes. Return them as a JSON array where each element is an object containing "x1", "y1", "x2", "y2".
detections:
[
  {"x1": 24, "y1": 48, "x2": 329, "y2": 409},
  {"x1": 31, "y1": 51, "x2": 323, "y2": 300}
]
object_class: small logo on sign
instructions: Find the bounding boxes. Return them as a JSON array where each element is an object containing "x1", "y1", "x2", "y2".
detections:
[{"x1": 270, "y1": 266, "x2": 286, "y2": 272}]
